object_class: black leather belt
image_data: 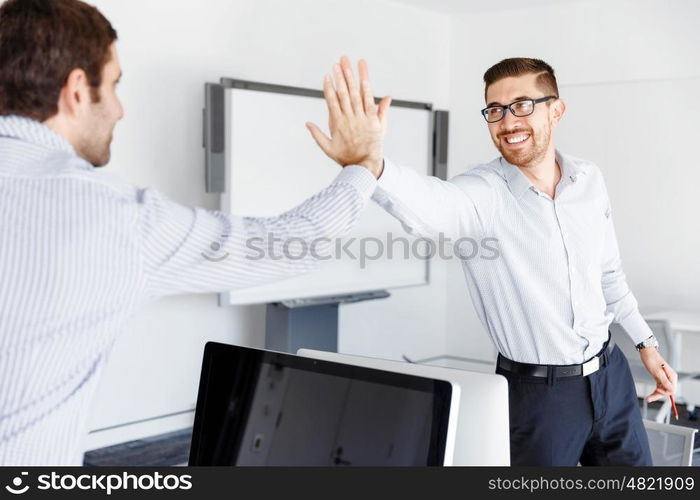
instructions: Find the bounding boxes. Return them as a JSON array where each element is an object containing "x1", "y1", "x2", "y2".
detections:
[{"x1": 497, "y1": 338, "x2": 616, "y2": 378}]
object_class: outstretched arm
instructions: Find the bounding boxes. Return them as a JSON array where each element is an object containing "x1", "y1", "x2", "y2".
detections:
[
  {"x1": 372, "y1": 158, "x2": 495, "y2": 240},
  {"x1": 138, "y1": 165, "x2": 377, "y2": 299},
  {"x1": 307, "y1": 56, "x2": 494, "y2": 240}
]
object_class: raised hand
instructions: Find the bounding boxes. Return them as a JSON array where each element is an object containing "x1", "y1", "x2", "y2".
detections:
[{"x1": 306, "y1": 56, "x2": 391, "y2": 179}]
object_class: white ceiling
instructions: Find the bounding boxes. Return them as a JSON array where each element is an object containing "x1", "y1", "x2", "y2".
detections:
[{"x1": 390, "y1": 0, "x2": 587, "y2": 15}]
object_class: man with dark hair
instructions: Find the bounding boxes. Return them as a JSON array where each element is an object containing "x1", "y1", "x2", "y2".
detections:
[
  {"x1": 0, "y1": 0, "x2": 386, "y2": 465},
  {"x1": 307, "y1": 56, "x2": 678, "y2": 466}
]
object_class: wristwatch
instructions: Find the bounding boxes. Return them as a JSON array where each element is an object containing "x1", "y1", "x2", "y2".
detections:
[{"x1": 635, "y1": 334, "x2": 659, "y2": 351}]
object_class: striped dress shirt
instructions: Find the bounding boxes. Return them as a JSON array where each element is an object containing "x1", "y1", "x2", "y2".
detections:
[
  {"x1": 373, "y1": 152, "x2": 653, "y2": 365},
  {"x1": 0, "y1": 115, "x2": 377, "y2": 465}
]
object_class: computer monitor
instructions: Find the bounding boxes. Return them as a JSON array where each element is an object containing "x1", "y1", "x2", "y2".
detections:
[
  {"x1": 189, "y1": 342, "x2": 460, "y2": 466},
  {"x1": 297, "y1": 349, "x2": 511, "y2": 466}
]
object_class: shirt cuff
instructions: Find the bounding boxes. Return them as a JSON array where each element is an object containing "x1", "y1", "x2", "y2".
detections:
[
  {"x1": 333, "y1": 165, "x2": 377, "y2": 201},
  {"x1": 618, "y1": 310, "x2": 654, "y2": 345},
  {"x1": 373, "y1": 158, "x2": 401, "y2": 201}
]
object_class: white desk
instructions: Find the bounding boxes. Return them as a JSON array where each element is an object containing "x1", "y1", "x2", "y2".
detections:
[
  {"x1": 644, "y1": 310, "x2": 700, "y2": 333},
  {"x1": 644, "y1": 310, "x2": 700, "y2": 367},
  {"x1": 402, "y1": 354, "x2": 496, "y2": 374}
]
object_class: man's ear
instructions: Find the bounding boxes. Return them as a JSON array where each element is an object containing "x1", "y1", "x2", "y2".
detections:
[
  {"x1": 551, "y1": 98, "x2": 566, "y2": 126},
  {"x1": 57, "y1": 68, "x2": 91, "y2": 118}
]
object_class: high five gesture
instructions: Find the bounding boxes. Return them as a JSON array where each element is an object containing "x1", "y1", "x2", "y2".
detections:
[{"x1": 306, "y1": 56, "x2": 391, "y2": 178}]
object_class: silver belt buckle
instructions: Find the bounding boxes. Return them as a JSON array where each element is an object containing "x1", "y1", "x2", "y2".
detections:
[{"x1": 582, "y1": 356, "x2": 600, "y2": 376}]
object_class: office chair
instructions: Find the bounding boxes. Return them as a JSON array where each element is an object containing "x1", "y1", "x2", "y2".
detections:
[{"x1": 643, "y1": 419, "x2": 698, "y2": 466}]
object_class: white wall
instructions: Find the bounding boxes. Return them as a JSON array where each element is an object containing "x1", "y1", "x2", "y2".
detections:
[
  {"x1": 444, "y1": 0, "x2": 700, "y2": 363},
  {"x1": 84, "y1": 0, "x2": 453, "y2": 447}
]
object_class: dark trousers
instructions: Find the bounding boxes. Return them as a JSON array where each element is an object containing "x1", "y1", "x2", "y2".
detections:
[{"x1": 495, "y1": 340, "x2": 653, "y2": 466}]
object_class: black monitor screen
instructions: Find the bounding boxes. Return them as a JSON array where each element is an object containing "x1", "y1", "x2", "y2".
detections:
[{"x1": 189, "y1": 343, "x2": 452, "y2": 466}]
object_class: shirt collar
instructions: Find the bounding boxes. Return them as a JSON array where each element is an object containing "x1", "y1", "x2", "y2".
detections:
[
  {"x1": 500, "y1": 156, "x2": 533, "y2": 200},
  {"x1": 556, "y1": 149, "x2": 587, "y2": 182},
  {"x1": 0, "y1": 114, "x2": 84, "y2": 160},
  {"x1": 500, "y1": 149, "x2": 587, "y2": 199}
]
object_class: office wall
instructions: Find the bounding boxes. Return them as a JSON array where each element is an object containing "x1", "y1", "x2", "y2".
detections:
[
  {"x1": 84, "y1": 0, "x2": 452, "y2": 447},
  {"x1": 444, "y1": 0, "x2": 700, "y2": 365}
]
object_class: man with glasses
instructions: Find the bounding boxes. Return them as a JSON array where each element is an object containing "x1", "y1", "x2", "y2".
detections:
[{"x1": 307, "y1": 56, "x2": 677, "y2": 466}]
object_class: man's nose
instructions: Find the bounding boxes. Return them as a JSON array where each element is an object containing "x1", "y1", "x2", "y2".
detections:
[{"x1": 500, "y1": 107, "x2": 523, "y2": 130}]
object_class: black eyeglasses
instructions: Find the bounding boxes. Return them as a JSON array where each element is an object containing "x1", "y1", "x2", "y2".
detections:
[{"x1": 481, "y1": 95, "x2": 558, "y2": 123}]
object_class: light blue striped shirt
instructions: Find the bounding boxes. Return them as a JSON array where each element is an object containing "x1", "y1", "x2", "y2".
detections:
[
  {"x1": 0, "y1": 115, "x2": 377, "y2": 465},
  {"x1": 374, "y1": 153, "x2": 653, "y2": 365}
]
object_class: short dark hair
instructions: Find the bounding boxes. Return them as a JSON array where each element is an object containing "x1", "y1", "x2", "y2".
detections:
[
  {"x1": 0, "y1": 0, "x2": 118, "y2": 121},
  {"x1": 483, "y1": 57, "x2": 558, "y2": 101}
]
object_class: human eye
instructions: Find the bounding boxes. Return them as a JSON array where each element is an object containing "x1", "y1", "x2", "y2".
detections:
[
  {"x1": 512, "y1": 100, "x2": 533, "y2": 114},
  {"x1": 486, "y1": 106, "x2": 504, "y2": 118}
]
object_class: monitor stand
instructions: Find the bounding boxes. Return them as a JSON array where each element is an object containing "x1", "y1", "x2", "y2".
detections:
[{"x1": 265, "y1": 290, "x2": 389, "y2": 353}]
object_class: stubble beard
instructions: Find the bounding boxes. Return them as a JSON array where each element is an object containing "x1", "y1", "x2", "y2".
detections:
[
  {"x1": 77, "y1": 105, "x2": 114, "y2": 167},
  {"x1": 495, "y1": 124, "x2": 551, "y2": 169}
]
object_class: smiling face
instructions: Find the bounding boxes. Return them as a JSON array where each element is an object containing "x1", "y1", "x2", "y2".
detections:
[{"x1": 485, "y1": 72, "x2": 564, "y2": 169}]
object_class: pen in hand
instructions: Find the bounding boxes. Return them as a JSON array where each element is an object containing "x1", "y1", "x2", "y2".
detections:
[{"x1": 661, "y1": 363, "x2": 679, "y2": 420}]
